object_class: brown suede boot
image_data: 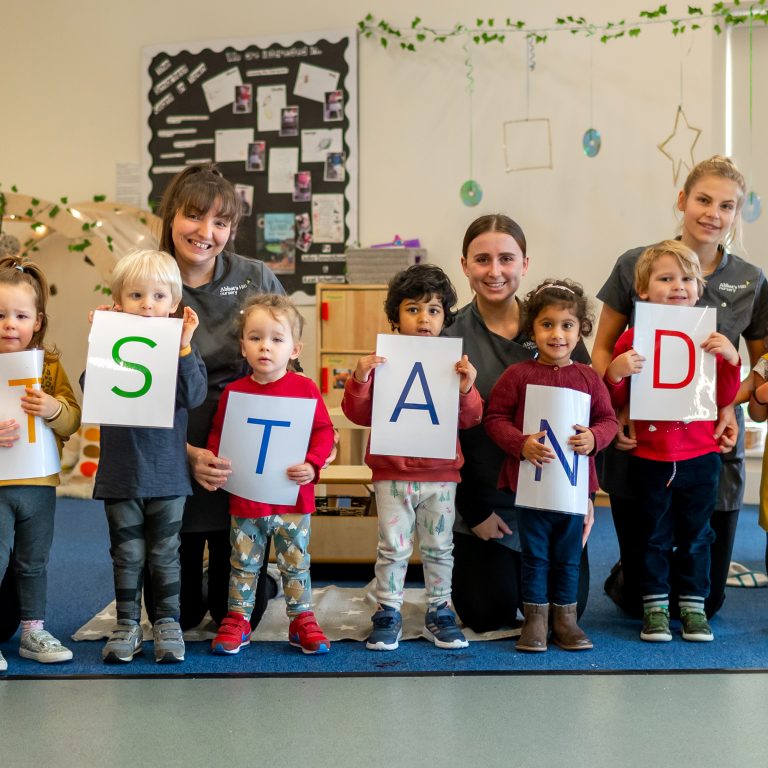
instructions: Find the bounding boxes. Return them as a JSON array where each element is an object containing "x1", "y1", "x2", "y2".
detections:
[
  {"x1": 516, "y1": 603, "x2": 549, "y2": 652},
  {"x1": 551, "y1": 603, "x2": 593, "y2": 651}
]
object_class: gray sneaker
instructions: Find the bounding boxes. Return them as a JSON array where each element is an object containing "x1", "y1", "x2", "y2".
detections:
[
  {"x1": 19, "y1": 630, "x2": 73, "y2": 663},
  {"x1": 102, "y1": 619, "x2": 143, "y2": 663},
  {"x1": 153, "y1": 618, "x2": 185, "y2": 663},
  {"x1": 0, "y1": 649, "x2": 7, "y2": 672}
]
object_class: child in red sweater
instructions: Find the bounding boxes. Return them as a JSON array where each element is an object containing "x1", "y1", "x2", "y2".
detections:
[
  {"x1": 342, "y1": 265, "x2": 482, "y2": 651},
  {"x1": 604, "y1": 240, "x2": 740, "y2": 643}
]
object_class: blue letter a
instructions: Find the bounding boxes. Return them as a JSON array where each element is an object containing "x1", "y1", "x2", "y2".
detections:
[
  {"x1": 389, "y1": 362, "x2": 439, "y2": 425},
  {"x1": 534, "y1": 418, "x2": 579, "y2": 486}
]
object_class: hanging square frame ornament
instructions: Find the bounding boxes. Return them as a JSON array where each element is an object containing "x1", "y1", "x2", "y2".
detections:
[
  {"x1": 657, "y1": 105, "x2": 702, "y2": 185},
  {"x1": 503, "y1": 118, "x2": 553, "y2": 172}
]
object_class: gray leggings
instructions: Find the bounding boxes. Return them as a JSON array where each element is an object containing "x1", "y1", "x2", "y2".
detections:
[{"x1": 105, "y1": 497, "x2": 185, "y2": 621}]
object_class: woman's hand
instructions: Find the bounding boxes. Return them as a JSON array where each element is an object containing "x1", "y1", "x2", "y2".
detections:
[
  {"x1": 714, "y1": 403, "x2": 738, "y2": 453},
  {"x1": 180, "y1": 306, "x2": 199, "y2": 349},
  {"x1": 88, "y1": 304, "x2": 115, "y2": 324},
  {"x1": 353, "y1": 354, "x2": 386, "y2": 383},
  {"x1": 614, "y1": 404, "x2": 637, "y2": 451},
  {"x1": 287, "y1": 462, "x2": 316, "y2": 485},
  {"x1": 187, "y1": 444, "x2": 232, "y2": 491},
  {"x1": 0, "y1": 419, "x2": 20, "y2": 448},
  {"x1": 569, "y1": 425, "x2": 595, "y2": 455},
  {"x1": 20, "y1": 387, "x2": 60, "y2": 420},
  {"x1": 471, "y1": 512, "x2": 513, "y2": 541},
  {"x1": 321, "y1": 429, "x2": 340, "y2": 469},
  {"x1": 521, "y1": 432, "x2": 555, "y2": 468},
  {"x1": 455, "y1": 354, "x2": 477, "y2": 394}
]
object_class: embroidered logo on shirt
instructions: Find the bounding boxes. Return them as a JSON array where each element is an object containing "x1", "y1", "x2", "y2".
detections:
[
  {"x1": 717, "y1": 281, "x2": 749, "y2": 294},
  {"x1": 219, "y1": 283, "x2": 248, "y2": 296}
]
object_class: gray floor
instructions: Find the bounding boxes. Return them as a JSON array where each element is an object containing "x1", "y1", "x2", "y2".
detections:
[{"x1": 2, "y1": 674, "x2": 768, "y2": 767}]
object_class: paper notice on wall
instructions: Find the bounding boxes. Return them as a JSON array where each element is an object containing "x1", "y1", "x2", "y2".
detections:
[
  {"x1": 257, "y1": 84, "x2": 287, "y2": 132},
  {"x1": 268, "y1": 147, "x2": 299, "y2": 194},
  {"x1": 293, "y1": 63, "x2": 340, "y2": 103},
  {"x1": 202, "y1": 67, "x2": 243, "y2": 112},
  {"x1": 311, "y1": 194, "x2": 344, "y2": 243}
]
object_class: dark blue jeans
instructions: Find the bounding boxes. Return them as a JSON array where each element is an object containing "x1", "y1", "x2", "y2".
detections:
[
  {"x1": 0, "y1": 486, "x2": 56, "y2": 620},
  {"x1": 632, "y1": 452, "x2": 720, "y2": 601},
  {"x1": 518, "y1": 505, "x2": 584, "y2": 605}
]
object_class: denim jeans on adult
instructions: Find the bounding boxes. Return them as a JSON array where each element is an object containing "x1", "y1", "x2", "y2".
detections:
[
  {"x1": 631, "y1": 452, "x2": 720, "y2": 600},
  {"x1": 0, "y1": 485, "x2": 56, "y2": 620}
]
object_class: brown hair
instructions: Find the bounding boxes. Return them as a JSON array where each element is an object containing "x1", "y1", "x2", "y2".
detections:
[
  {"x1": 461, "y1": 214, "x2": 527, "y2": 258},
  {"x1": 157, "y1": 163, "x2": 243, "y2": 257},
  {"x1": 634, "y1": 240, "x2": 705, "y2": 298},
  {"x1": 0, "y1": 255, "x2": 53, "y2": 353},
  {"x1": 521, "y1": 279, "x2": 594, "y2": 338}
]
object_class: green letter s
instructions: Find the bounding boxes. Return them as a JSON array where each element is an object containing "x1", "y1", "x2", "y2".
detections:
[{"x1": 111, "y1": 336, "x2": 156, "y2": 398}]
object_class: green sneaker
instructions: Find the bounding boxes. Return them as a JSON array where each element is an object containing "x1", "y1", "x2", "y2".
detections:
[
  {"x1": 680, "y1": 609, "x2": 713, "y2": 642},
  {"x1": 640, "y1": 607, "x2": 672, "y2": 642}
]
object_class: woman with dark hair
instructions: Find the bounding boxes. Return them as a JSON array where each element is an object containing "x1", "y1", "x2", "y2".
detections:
[
  {"x1": 152, "y1": 163, "x2": 285, "y2": 631},
  {"x1": 444, "y1": 214, "x2": 592, "y2": 632}
]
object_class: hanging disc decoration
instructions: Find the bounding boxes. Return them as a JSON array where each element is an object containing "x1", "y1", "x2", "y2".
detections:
[
  {"x1": 460, "y1": 179, "x2": 483, "y2": 206},
  {"x1": 582, "y1": 128, "x2": 601, "y2": 158},
  {"x1": 743, "y1": 191, "x2": 762, "y2": 223}
]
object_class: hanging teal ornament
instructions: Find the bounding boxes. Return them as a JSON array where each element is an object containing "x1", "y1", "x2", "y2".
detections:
[
  {"x1": 582, "y1": 128, "x2": 601, "y2": 158},
  {"x1": 460, "y1": 179, "x2": 483, "y2": 206},
  {"x1": 743, "y1": 191, "x2": 762, "y2": 223}
]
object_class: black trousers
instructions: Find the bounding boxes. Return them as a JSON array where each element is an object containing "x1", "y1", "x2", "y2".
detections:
[
  {"x1": 0, "y1": 555, "x2": 20, "y2": 642},
  {"x1": 451, "y1": 531, "x2": 590, "y2": 633}
]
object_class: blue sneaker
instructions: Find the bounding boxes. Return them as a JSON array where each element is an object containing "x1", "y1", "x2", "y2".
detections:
[
  {"x1": 423, "y1": 603, "x2": 468, "y2": 649},
  {"x1": 366, "y1": 605, "x2": 403, "y2": 651}
]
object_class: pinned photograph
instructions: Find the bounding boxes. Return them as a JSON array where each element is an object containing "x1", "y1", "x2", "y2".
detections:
[
  {"x1": 280, "y1": 105, "x2": 299, "y2": 137},
  {"x1": 233, "y1": 83, "x2": 253, "y2": 114},
  {"x1": 293, "y1": 171, "x2": 312, "y2": 202},
  {"x1": 324, "y1": 90, "x2": 344, "y2": 121},
  {"x1": 235, "y1": 184, "x2": 254, "y2": 217},
  {"x1": 257, "y1": 212, "x2": 296, "y2": 274},
  {"x1": 324, "y1": 151, "x2": 345, "y2": 182},
  {"x1": 246, "y1": 141, "x2": 266, "y2": 172},
  {"x1": 295, "y1": 212, "x2": 313, "y2": 253}
]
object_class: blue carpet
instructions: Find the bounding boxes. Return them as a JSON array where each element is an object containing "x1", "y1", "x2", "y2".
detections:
[{"x1": 2, "y1": 498, "x2": 768, "y2": 677}]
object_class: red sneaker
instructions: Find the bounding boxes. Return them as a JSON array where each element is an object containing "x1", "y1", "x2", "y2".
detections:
[
  {"x1": 211, "y1": 612, "x2": 251, "y2": 655},
  {"x1": 288, "y1": 611, "x2": 330, "y2": 654}
]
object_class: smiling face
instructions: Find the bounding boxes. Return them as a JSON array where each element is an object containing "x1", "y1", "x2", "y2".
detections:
[
  {"x1": 638, "y1": 253, "x2": 700, "y2": 307},
  {"x1": 0, "y1": 283, "x2": 42, "y2": 353},
  {"x1": 678, "y1": 175, "x2": 740, "y2": 255},
  {"x1": 119, "y1": 280, "x2": 178, "y2": 317},
  {"x1": 532, "y1": 305, "x2": 581, "y2": 367},
  {"x1": 240, "y1": 307, "x2": 301, "y2": 385},
  {"x1": 461, "y1": 231, "x2": 528, "y2": 306},
  {"x1": 171, "y1": 198, "x2": 232, "y2": 279},
  {"x1": 397, "y1": 294, "x2": 445, "y2": 337}
]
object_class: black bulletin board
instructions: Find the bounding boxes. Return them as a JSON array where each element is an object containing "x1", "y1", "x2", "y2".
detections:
[{"x1": 141, "y1": 29, "x2": 358, "y2": 298}]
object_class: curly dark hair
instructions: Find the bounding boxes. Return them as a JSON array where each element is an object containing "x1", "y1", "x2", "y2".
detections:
[
  {"x1": 521, "y1": 278, "x2": 594, "y2": 338},
  {"x1": 383, "y1": 263, "x2": 458, "y2": 330}
]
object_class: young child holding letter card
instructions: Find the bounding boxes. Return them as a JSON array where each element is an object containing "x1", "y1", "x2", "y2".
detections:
[
  {"x1": 485, "y1": 279, "x2": 617, "y2": 653},
  {"x1": 206, "y1": 294, "x2": 334, "y2": 655},
  {"x1": 342, "y1": 264, "x2": 483, "y2": 651},
  {"x1": 604, "y1": 241, "x2": 740, "y2": 643},
  {"x1": 90, "y1": 249, "x2": 207, "y2": 664}
]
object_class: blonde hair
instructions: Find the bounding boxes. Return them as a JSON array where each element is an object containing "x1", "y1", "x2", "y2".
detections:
[
  {"x1": 681, "y1": 155, "x2": 746, "y2": 253},
  {"x1": 238, "y1": 293, "x2": 303, "y2": 342},
  {"x1": 635, "y1": 240, "x2": 705, "y2": 298},
  {"x1": 109, "y1": 249, "x2": 183, "y2": 305}
]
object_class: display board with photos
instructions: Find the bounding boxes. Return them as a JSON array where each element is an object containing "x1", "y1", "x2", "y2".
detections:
[{"x1": 141, "y1": 29, "x2": 358, "y2": 297}]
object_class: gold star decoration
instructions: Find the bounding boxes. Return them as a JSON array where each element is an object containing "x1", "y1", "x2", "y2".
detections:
[{"x1": 657, "y1": 106, "x2": 702, "y2": 185}]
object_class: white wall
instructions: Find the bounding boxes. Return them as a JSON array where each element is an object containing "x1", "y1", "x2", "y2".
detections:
[{"x1": 1, "y1": 1, "x2": 724, "y2": 354}]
